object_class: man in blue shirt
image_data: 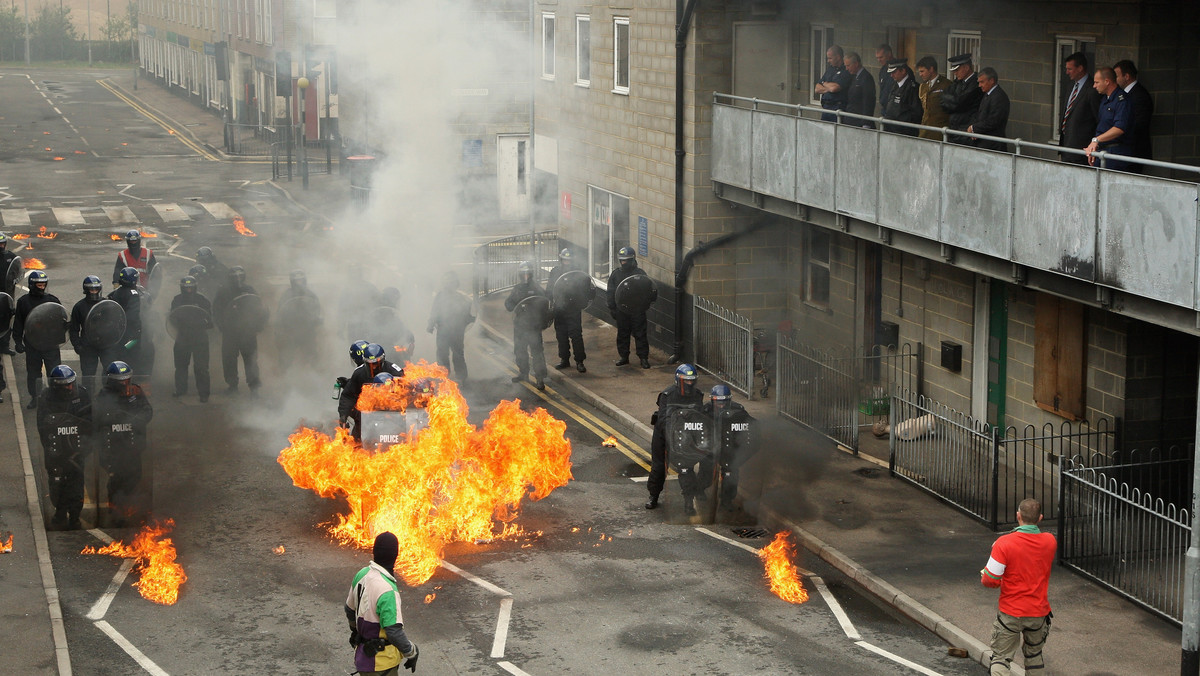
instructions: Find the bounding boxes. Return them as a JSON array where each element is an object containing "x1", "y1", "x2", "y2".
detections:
[
  {"x1": 813, "y1": 45, "x2": 852, "y2": 122},
  {"x1": 1086, "y1": 66, "x2": 1132, "y2": 172}
]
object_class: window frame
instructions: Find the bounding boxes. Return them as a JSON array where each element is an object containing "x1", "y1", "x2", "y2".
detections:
[
  {"x1": 575, "y1": 14, "x2": 591, "y2": 87},
  {"x1": 809, "y1": 24, "x2": 834, "y2": 105},
  {"x1": 541, "y1": 12, "x2": 556, "y2": 80},
  {"x1": 612, "y1": 16, "x2": 629, "y2": 95},
  {"x1": 587, "y1": 185, "x2": 630, "y2": 285},
  {"x1": 1051, "y1": 36, "x2": 1096, "y2": 142},
  {"x1": 946, "y1": 29, "x2": 982, "y2": 74},
  {"x1": 804, "y1": 228, "x2": 831, "y2": 309}
]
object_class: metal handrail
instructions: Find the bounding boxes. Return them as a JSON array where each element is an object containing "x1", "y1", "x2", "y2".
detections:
[{"x1": 714, "y1": 93, "x2": 1200, "y2": 176}]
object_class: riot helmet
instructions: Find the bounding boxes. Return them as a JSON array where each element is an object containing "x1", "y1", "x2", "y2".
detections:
[
  {"x1": 118, "y1": 266, "x2": 139, "y2": 287},
  {"x1": 380, "y1": 286, "x2": 401, "y2": 308},
  {"x1": 0, "y1": 232, "x2": 7, "y2": 251},
  {"x1": 50, "y1": 364, "x2": 77, "y2": 390},
  {"x1": 229, "y1": 265, "x2": 246, "y2": 287},
  {"x1": 82, "y1": 275, "x2": 103, "y2": 298},
  {"x1": 518, "y1": 261, "x2": 535, "y2": 284},
  {"x1": 440, "y1": 270, "x2": 459, "y2": 292},
  {"x1": 372, "y1": 372, "x2": 396, "y2": 385},
  {"x1": 559, "y1": 248, "x2": 574, "y2": 267},
  {"x1": 410, "y1": 377, "x2": 435, "y2": 407},
  {"x1": 188, "y1": 264, "x2": 207, "y2": 278},
  {"x1": 125, "y1": 229, "x2": 141, "y2": 249},
  {"x1": 105, "y1": 360, "x2": 134, "y2": 394},
  {"x1": 710, "y1": 384, "x2": 732, "y2": 412},
  {"x1": 617, "y1": 246, "x2": 637, "y2": 272},
  {"x1": 675, "y1": 363, "x2": 698, "y2": 396},
  {"x1": 349, "y1": 339, "x2": 370, "y2": 366},
  {"x1": 28, "y1": 270, "x2": 48, "y2": 296},
  {"x1": 180, "y1": 276, "x2": 198, "y2": 293},
  {"x1": 196, "y1": 246, "x2": 214, "y2": 261},
  {"x1": 289, "y1": 269, "x2": 307, "y2": 290},
  {"x1": 363, "y1": 343, "x2": 386, "y2": 377}
]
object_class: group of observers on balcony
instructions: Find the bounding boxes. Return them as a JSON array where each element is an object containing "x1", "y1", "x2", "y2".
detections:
[{"x1": 813, "y1": 45, "x2": 1153, "y2": 172}]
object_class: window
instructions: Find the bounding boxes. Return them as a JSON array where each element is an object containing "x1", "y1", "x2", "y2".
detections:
[
  {"x1": 541, "y1": 13, "x2": 555, "y2": 80},
  {"x1": 613, "y1": 17, "x2": 629, "y2": 94},
  {"x1": 576, "y1": 15, "x2": 591, "y2": 86},
  {"x1": 588, "y1": 186, "x2": 629, "y2": 283},
  {"x1": 805, "y1": 228, "x2": 831, "y2": 308},
  {"x1": 255, "y1": 0, "x2": 264, "y2": 42},
  {"x1": 809, "y1": 24, "x2": 833, "y2": 105},
  {"x1": 1034, "y1": 294, "x2": 1086, "y2": 420},
  {"x1": 1051, "y1": 36, "x2": 1096, "y2": 141},
  {"x1": 946, "y1": 30, "x2": 981, "y2": 71}
]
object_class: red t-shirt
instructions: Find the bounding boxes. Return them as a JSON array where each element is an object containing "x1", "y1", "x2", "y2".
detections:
[{"x1": 982, "y1": 527, "x2": 1057, "y2": 617}]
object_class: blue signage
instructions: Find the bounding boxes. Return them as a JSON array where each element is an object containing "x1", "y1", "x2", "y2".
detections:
[{"x1": 637, "y1": 216, "x2": 648, "y2": 257}]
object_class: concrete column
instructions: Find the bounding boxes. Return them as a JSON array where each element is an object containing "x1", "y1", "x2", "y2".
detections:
[{"x1": 1181, "y1": 358, "x2": 1200, "y2": 675}]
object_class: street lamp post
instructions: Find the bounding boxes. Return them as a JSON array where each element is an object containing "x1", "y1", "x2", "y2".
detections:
[
  {"x1": 298, "y1": 76, "x2": 309, "y2": 189},
  {"x1": 23, "y1": 0, "x2": 29, "y2": 65}
]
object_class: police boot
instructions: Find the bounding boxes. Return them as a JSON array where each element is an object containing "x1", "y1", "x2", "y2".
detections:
[
  {"x1": 50, "y1": 510, "x2": 68, "y2": 530},
  {"x1": 640, "y1": 358, "x2": 651, "y2": 369},
  {"x1": 683, "y1": 498, "x2": 697, "y2": 517},
  {"x1": 555, "y1": 360, "x2": 571, "y2": 369},
  {"x1": 576, "y1": 362, "x2": 586, "y2": 373},
  {"x1": 511, "y1": 373, "x2": 527, "y2": 383},
  {"x1": 615, "y1": 356, "x2": 630, "y2": 366},
  {"x1": 645, "y1": 494, "x2": 659, "y2": 510}
]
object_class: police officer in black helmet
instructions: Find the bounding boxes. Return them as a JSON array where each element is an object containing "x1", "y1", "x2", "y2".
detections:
[
  {"x1": 645, "y1": 363, "x2": 704, "y2": 512},
  {"x1": 105, "y1": 266, "x2": 148, "y2": 376},
  {"x1": 14, "y1": 270, "x2": 63, "y2": 408},
  {"x1": 170, "y1": 275, "x2": 214, "y2": 401},
  {"x1": 68, "y1": 275, "x2": 106, "y2": 384},
  {"x1": 548, "y1": 248, "x2": 593, "y2": 373},
  {"x1": 607, "y1": 246, "x2": 656, "y2": 369},
  {"x1": 37, "y1": 365, "x2": 92, "y2": 529},
  {"x1": 0, "y1": 232, "x2": 18, "y2": 354},
  {"x1": 504, "y1": 261, "x2": 548, "y2": 390}
]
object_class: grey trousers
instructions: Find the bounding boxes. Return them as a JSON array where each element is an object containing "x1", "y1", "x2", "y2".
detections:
[{"x1": 989, "y1": 610, "x2": 1050, "y2": 674}]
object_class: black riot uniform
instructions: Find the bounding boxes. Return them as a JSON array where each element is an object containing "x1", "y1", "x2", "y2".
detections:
[
  {"x1": 170, "y1": 283, "x2": 213, "y2": 400},
  {"x1": 276, "y1": 272, "x2": 323, "y2": 368},
  {"x1": 547, "y1": 253, "x2": 594, "y2": 372},
  {"x1": 105, "y1": 283, "x2": 150, "y2": 375},
  {"x1": 606, "y1": 252, "x2": 657, "y2": 368},
  {"x1": 338, "y1": 347, "x2": 404, "y2": 441},
  {"x1": 37, "y1": 375, "x2": 91, "y2": 529},
  {"x1": 702, "y1": 395, "x2": 755, "y2": 508},
  {"x1": 646, "y1": 366, "x2": 704, "y2": 512},
  {"x1": 426, "y1": 271, "x2": 474, "y2": 380},
  {"x1": 194, "y1": 248, "x2": 228, "y2": 297},
  {"x1": 13, "y1": 281, "x2": 63, "y2": 402},
  {"x1": 212, "y1": 269, "x2": 261, "y2": 392},
  {"x1": 68, "y1": 286, "x2": 105, "y2": 382},
  {"x1": 0, "y1": 244, "x2": 17, "y2": 353},
  {"x1": 504, "y1": 268, "x2": 548, "y2": 386},
  {"x1": 94, "y1": 369, "x2": 153, "y2": 523}
]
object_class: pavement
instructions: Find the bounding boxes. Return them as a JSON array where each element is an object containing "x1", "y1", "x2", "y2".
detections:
[{"x1": 3, "y1": 72, "x2": 1184, "y2": 675}]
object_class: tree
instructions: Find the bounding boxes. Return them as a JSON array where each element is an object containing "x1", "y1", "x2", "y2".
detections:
[
  {"x1": 0, "y1": 6, "x2": 21, "y2": 62},
  {"x1": 31, "y1": 3, "x2": 77, "y2": 61}
]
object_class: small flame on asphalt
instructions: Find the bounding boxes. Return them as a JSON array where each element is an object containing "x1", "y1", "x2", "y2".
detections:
[
  {"x1": 36, "y1": 226, "x2": 56, "y2": 239},
  {"x1": 140, "y1": 231, "x2": 158, "y2": 238},
  {"x1": 273, "y1": 545, "x2": 285, "y2": 555},
  {"x1": 12, "y1": 234, "x2": 30, "y2": 240},
  {"x1": 233, "y1": 217, "x2": 257, "y2": 237},
  {"x1": 53, "y1": 157, "x2": 64, "y2": 161},
  {"x1": 759, "y1": 532, "x2": 809, "y2": 605},
  {"x1": 110, "y1": 234, "x2": 122, "y2": 240},
  {"x1": 0, "y1": 533, "x2": 12, "y2": 553},
  {"x1": 24, "y1": 258, "x2": 46, "y2": 269},
  {"x1": 601, "y1": 435, "x2": 617, "y2": 447},
  {"x1": 424, "y1": 593, "x2": 436, "y2": 604}
]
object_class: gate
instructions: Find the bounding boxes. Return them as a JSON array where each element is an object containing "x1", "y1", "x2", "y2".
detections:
[
  {"x1": 472, "y1": 231, "x2": 559, "y2": 297},
  {"x1": 693, "y1": 296, "x2": 754, "y2": 398},
  {"x1": 776, "y1": 337, "x2": 921, "y2": 451}
]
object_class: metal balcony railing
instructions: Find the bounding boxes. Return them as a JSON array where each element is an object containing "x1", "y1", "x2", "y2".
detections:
[{"x1": 711, "y1": 94, "x2": 1200, "y2": 312}]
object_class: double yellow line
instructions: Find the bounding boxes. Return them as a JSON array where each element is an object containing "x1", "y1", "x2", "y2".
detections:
[
  {"x1": 479, "y1": 350, "x2": 652, "y2": 471},
  {"x1": 97, "y1": 79, "x2": 220, "y2": 161}
]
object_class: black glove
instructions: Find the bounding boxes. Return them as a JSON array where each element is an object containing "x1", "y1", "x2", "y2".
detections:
[
  {"x1": 402, "y1": 644, "x2": 419, "y2": 673},
  {"x1": 14, "y1": 342, "x2": 24, "y2": 354},
  {"x1": 348, "y1": 629, "x2": 360, "y2": 648},
  {"x1": 335, "y1": 376, "x2": 348, "y2": 387}
]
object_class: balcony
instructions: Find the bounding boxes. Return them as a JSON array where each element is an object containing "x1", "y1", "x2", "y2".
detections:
[{"x1": 711, "y1": 94, "x2": 1200, "y2": 314}]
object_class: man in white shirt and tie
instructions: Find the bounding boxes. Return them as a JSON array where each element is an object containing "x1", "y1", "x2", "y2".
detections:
[{"x1": 1058, "y1": 51, "x2": 1100, "y2": 165}]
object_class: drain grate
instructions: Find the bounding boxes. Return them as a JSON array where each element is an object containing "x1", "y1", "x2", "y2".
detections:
[{"x1": 732, "y1": 527, "x2": 768, "y2": 539}]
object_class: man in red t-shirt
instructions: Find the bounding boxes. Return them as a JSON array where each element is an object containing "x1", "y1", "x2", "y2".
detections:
[{"x1": 981, "y1": 498, "x2": 1057, "y2": 675}]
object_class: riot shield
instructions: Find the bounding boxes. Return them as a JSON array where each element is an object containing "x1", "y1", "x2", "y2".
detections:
[
  {"x1": 3, "y1": 256, "x2": 22, "y2": 297},
  {"x1": 665, "y1": 405, "x2": 714, "y2": 468},
  {"x1": 615, "y1": 274, "x2": 656, "y2": 315},
  {"x1": 514, "y1": 295, "x2": 552, "y2": 331},
  {"x1": 717, "y1": 408, "x2": 755, "y2": 469},
  {"x1": 83, "y1": 299, "x2": 127, "y2": 350},
  {"x1": 360, "y1": 411, "x2": 408, "y2": 452},
  {"x1": 226, "y1": 293, "x2": 269, "y2": 335},
  {"x1": 363, "y1": 306, "x2": 415, "y2": 361},
  {"x1": 551, "y1": 270, "x2": 594, "y2": 314},
  {"x1": 166, "y1": 304, "x2": 212, "y2": 340},
  {"x1": 276, "y1": 294, "x2": 323, "y2": 335},
  {"x1": 41, "y1": 411, "x2": 89, "y2": 467},
  {"x1": 23, "y1": 302, "x2": 69, "y2": 350},
  {"x1": 93, "y1": 402, "x2": 151, "y2": 527},
  {"x1": 0, "y1": 291, "x2": 13, "y2": 339}
]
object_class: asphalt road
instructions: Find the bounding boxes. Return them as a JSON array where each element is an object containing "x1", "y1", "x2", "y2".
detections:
[{"x1": 3, "y1": 69, "x2": 978, "y2": 675}]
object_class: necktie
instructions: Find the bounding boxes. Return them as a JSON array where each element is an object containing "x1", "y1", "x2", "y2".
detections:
[{"x1": 1061, "y1": 81, "x2": 1080, "y2": 134}]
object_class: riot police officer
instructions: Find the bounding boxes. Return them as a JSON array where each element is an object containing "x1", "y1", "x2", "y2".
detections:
[
  {"x1": 194, "y1": 247, "x2": 228, "y2": 292},
  {"x1": 37, "y1": 365, "x2": 91, "y2": 529},
  {"x1": 338, "y1": 343, "x2": 404, "y2": 440},
  {"x1": 112, "y1": 229, "x2": 157, "y2": 287},
  {"x1": 276, "y1": 269, "x2": 323, "y2": 369},
  {"x1": 646, "y1": 363, "x2": 704, "y2": 512},
  {"x1": 0, "y1": 232, "x2": 18, "y2": 354},
  {"x1": 547, "y1": 248, "x2": 593, "y2": 373},
  {"x1": 212, "y1": 266, "x2": 262, "y2": 393},
  {"x1": 504, "y1": 261, "x2": 548, "y2": 390},
  {"x1": 68, "y1": 275, "x2": 106, "y2": 384},
  {"x1": 95, "y1": 361, "x2": 153, "y2": 525},
  {"x1": 170, "y1": 276, "x2": 213, "y2": 401},
  {"x1": 426, "y1": 270, "x2": 474, "y2": 381},
  {"x1": 106, "y1": 266, "x2": 150, "y2": 376},
  {"x1": 607, "y1": 247, "x2": 657, "y2": 369},
  {"x1": 14, "y1": 270, "x2": 63, "y2": 408},
  {"x1": 703, "y1": 384, "x2": 755, "y2": 509}
]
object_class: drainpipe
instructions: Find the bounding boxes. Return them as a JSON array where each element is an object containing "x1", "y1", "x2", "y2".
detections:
[{"x1": 669, "y1": 0, "x2": 700, "y2": 363}]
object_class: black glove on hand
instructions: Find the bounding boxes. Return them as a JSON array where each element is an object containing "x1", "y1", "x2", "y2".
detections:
[
  {"x1": 348, "y1": 629, "x2": 360, "y2": 648},
  {"x1": 14, "y1": 342, "x2": 24, "y2": 353},
  {"x1": 403, "y1": 643, "x2": 419, "y2": 673}
]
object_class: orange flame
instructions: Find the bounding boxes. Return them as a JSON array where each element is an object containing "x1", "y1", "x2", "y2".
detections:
[
  {"x1": 81, "y1": 520, "x2": 188, "y2": 605},
  {"x1": 53, "y1": 157, "x2": 64, "y2": 161},
  {"x1": 356, "y1": 361, "x2": 443, "y2": 413},
  {"x1": 233, "y1": 217, "x2": 257, "y2": 237},
  {"x1": 278, "y1": 361, "x2": 573, "y2": 586},
  {"x1": 758, "y1": 532, "x2": 809, "y2": 604},
  {"x1": 24, "y1": 258, "x2": 46, "y2": 269},
  {"x1": 139, "y1": 230, "x2": 158, "y2": 238},
  {"x1": 36, "y1": 226, "x2": 57, "y2": 239},
  {"x1": 110, "y1": 234, "x2": 122, "y2": 240},
  {"x1": 424, "y1": 593, "x2": 435, "y2": 604},
  {"x1": 0, "y1": 533, "x2": 12, "y2": 553},
  {"x1": 274, "y1": 545, "x2": 286, "y2": 554},
  {"x1": 12, "y1": 234, "x2": 29, "y2": 240},
  {"x1": 601, "y1": 435, "x2": 617, "y2": 447}
]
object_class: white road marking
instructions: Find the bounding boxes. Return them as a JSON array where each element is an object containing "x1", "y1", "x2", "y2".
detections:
[
  {"x1": 490, "y1": 596, "x2": 513, "y2": 658},
  {"x1": 52, "y1": 106, "x2": 62, "y2": 114},
  {"x1": 811, "y1": 575, "x2": 862, "y2": 641},
  {"x1": 151, "y1": 203, "x2": 191, "y2": 221},
  {"x1": 5, "y1": 354, "x2": 73, "y2": 675},
  {"x1": 51, "y1": 207, "x2": 86, "y2": 226},
  {"x1": 200, "y1": 202, "x2": 241, "y2": 221},
  {"x1": 1, "y1": 208, "x2": 30, "y2": 227},
  {"x1": 103, "y1": 206, "x2": 140, "y2": 224},
  {"x1": 497, "y1": 662, "x2": 533, "y2": 676},
  {"x1": 86, "y1": 558, "x2": 135, "y2": 621},
  {"x1": 629, "y1": 475, "x2": 675, "y2": 483},
  {"x1": 855, "y1": 640, "x2": 946, "y2": 676},
  {"x1": 93, "y1": 620, "x2": 170, "y2": 676},
  {"x1": 440, "y1": 560, "x2": 510, "y2": 597}
]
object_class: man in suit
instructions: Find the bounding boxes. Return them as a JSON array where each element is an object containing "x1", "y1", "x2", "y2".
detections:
[
  {"x1": 967, "y1": 67, "x2": 1010, "y2": 152},
  {"x1": 1058, "y1": 52, "x2": 1101, "y2": 165},
  {"x1": 843, "y1": 51, "x2": 876, "y2": 128},
  {"x1": 1113, "y1": 59, "x2": 1153, "y2": 172},
  {"x1": 940, "y1": 54, "x2": 984, "y2": 145}
]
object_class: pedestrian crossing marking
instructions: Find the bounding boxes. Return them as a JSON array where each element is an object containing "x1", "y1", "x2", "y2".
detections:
[
  {"x1": 151, "y1": 203, "x2": 191, "y2": 221},
  {"x1": 200, "y1": 202, "x2": 242, "y2": 221},
  {"x1": 102, "y1": 206, "x2": 139, "y2": 224},
  {"x1": 50, "y1": 207, "x2": 86, "y2": 226},
  {"x1": 1, "y1": 208, "x2": 31, "y2": 227}
]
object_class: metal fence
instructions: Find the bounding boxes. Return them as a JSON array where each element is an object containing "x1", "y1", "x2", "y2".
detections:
[
  {"x1": 889, "y1": 389, "x2": 1117, "y2": 529},
  {"x1": 472, "y1": 231, "x2": 560, "y2": 298},
  {"x1": 776, "y1": 338, "x2": 922, "y2": 451},
  {"x1": 1060, "y1": 452, "x2": 1192, "y2": 624},
  {"x1": 225, "y1": 122, "x2": 281, "y2": 157},
  {"x1": 693, "y1": 296, "x2": 754, "y2": 398}
]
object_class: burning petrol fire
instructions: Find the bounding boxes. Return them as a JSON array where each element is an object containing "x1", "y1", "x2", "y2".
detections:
[
  {"x1": 274, "y1": 545, "x2": 286, "y2": 555},
  {"x1": 36, "y1": 226, "x2": 56, "y2": 239},
  {"x1": 233, "y1": 217, "x2": 257, "y2": 237},
  {"x1": 139, "y1": 230, "x2": 158, "y2": 238},
  {"x1": 81, "y1": 520, "x2": 188, "y2": 605},
  {"x1": 758, "y1": 531, "x2": 809, "y2": 604},
  {"x1": 601, "y1": 435, "x2": 617, "y2": 447},
  {"x1": 1, "y1": 533, "x2": 12, "y2": 553},
  {"x1": 278, "y1": 361, "x2": 573, "y2": 585},
  {"x1": 110, "y1": 234, "x2": 122, "y2": 240},
  {"x1": 24, "y1": 258, "x2": 46, "y2": 270},
  {"x1": 12, "y1": 233, "x2": 29, "y2": 240}
]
